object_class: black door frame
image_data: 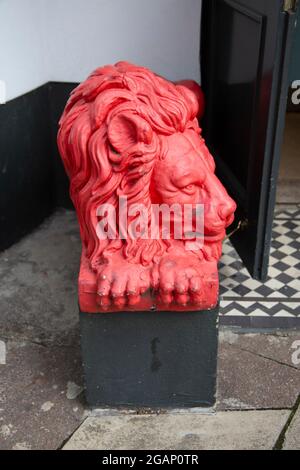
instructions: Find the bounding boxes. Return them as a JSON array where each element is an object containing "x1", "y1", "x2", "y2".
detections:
[{"x1": 201, "y1": 0, "x2": 298, "y2": 281}]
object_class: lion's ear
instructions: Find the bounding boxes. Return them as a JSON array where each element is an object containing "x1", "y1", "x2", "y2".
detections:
[
  {"x1": 108, "y1": 112, "x2": 153, "y2": 153},
  {"x1": 176, "y1": 80, "x2": 205, "y2": 120}
]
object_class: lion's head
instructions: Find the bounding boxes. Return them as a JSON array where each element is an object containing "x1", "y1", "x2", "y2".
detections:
[{"x1": 58, "y1": 62, "x2": 236, "y2": 310}]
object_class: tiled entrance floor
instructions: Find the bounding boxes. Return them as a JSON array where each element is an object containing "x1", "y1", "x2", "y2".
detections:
[{"x1": 219, "y1": 204, "x2": 300, "y2": 328}]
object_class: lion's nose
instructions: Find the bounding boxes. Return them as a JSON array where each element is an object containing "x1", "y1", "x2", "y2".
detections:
[{"x1": 218, "y1": 202, "x2": 235, "y2": 220}]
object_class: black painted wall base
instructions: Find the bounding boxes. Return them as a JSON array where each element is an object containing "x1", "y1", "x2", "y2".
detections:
[
  {"x1": 0, "y1": 85, "x2": 54, "y2": 251},
  {"x1": 0, "y1": 82, "x2": 78, "y2": 252},
  {"x1": 80, "y1": 306, "x2": 219, "y2": 409}
]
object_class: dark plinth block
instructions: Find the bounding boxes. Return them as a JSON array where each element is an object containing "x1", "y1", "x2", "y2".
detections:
[{"x1": 80, "y1": 306, "x2": 219, "y2": 409}]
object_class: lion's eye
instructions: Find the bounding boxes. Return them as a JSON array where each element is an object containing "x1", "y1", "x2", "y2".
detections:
[
  {"x1": 183, "y1": 184, "x2": 196, "y2": 194},
  {"x1": 109, "y1": 142, "x2": 120, "y2": 156}
]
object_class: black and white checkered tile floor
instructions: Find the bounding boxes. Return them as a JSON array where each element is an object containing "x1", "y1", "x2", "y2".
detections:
[{"x1": 219, "y1": 204, "x2": 300, "y2": 328}]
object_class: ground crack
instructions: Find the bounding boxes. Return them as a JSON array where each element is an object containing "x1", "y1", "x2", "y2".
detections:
[
  {"x1": 57, "y1": 416, "x2": 89, "y2": 450},
  {"x1": 273, "y1": 394, "x2": 300, "y2": 450},
  {"x1": 0, "y1": 333, "x2": 78, "y2": 349},
  {"x1": 230, "y1": 343, "x2": 300, "y2": 371}
]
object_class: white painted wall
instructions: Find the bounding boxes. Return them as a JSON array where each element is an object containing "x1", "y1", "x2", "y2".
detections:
[
  {"x1": 0, "y1": 0, "x2": 202, "y2": 102},
  {"x1": 0, "y1": 0, "x2": 48, "y2": 102}
]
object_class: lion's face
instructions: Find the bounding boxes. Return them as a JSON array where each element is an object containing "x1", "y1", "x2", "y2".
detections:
[{"x1": 152, "y1": 131, "x2": 236, "y2": 245}]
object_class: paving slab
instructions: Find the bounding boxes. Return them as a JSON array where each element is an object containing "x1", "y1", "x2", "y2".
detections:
[
  {"x1": 217, "y1": 338, "x2": 300, "y2": 410},
  {"x1": 219, "y1": 330, "x2": 300, "y2": 369},
  {"x1": 63, "y1": 410, "x2": 289, "y2": 450},
  {"x1": 0, "y1": 338, "x2": 86, "y2": 450},
  {"x1": 283, "y1": 406, "x2": 300, "y2": 450},
  {"x1": 0, "y1": 210, "x2": 81, "y2": 346}
]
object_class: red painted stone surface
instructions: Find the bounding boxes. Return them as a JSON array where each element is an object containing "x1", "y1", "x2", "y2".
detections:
[{"x1": 58, "y1": 62, "x2": 236, "y2": 312}]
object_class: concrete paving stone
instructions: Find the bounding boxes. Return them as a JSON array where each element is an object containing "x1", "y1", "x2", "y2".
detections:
[
  {"x1": 0, "y1": 338, "x2": 86, "y2": 450},
  {"x1": 283, "y1": 406, "x2": 300, "y2": 450},
  {"x1": 219, "y1": 329, "x2": 300, "y2": 370},
  {"x1": 0, "y1": 210, "x2": 81, "y2": 346},
  {"x1": 62, "y1": 410, "x2": 289, "y2": 450},
  {"x1": 217, "y1": 340, "x2": 300, "y2": 410}
]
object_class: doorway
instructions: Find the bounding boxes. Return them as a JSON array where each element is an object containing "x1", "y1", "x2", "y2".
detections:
[
  {"x1": 200, "y1": 0, "x2": 300, "y2": 327},
  {"x1": 278, "y1": 114, "x2": 300, "y2": 202},
  {"x1": 277, "y1": 6, "x2": 300, "y2": 203}
]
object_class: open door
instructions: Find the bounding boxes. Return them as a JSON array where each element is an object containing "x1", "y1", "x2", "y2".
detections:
[{"x1": 201, "y1": 0, "x2": 298, "y2": 280}]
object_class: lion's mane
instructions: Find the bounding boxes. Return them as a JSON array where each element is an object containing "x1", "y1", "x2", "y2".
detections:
[{"x1": 58, "y1": 62, "x2": 201, "y2": 270}]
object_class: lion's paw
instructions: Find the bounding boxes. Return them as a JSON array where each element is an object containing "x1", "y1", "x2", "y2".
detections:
[
  {"x1": 152, "y1": 252, "x2": 205, "y2": 306},
  {"x1": 96, "y1": 262, "x2": 151, "y2": 308}
]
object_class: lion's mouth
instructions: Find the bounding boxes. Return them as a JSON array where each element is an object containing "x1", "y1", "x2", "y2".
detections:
[
  {"x1": 172, "y1": 212, "x2": 228, "y2": 244},
  {"x1": 204, "y1": 230, "x2": 226, "y2": 243},
  {"x1": 183, "y1": 229, "x2": 225, "y2": 243}
]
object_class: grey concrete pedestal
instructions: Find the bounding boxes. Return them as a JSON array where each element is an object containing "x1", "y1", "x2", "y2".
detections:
[{"x1": 80, "y1": 306, "x2": 219, "y2": 409}]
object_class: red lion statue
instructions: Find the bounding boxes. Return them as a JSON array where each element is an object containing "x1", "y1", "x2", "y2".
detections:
[{"x1": 58, "y1": 62, "x2": 236, "y2": 312}]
